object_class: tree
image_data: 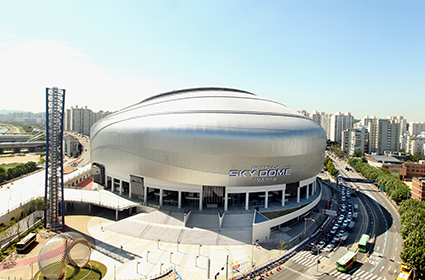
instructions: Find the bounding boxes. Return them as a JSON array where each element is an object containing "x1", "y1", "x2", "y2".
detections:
[
  {"x1": 0, "y1": 165, "x2": 7, "y2": 183},
  {"x1": 353, "y1": 149, "x2": 362, "y2": 158},
  {"x1": 400, "y1": 227, "x2": 425, "y2": 279},
  {"x1": 24, "y1": 161, "x2": 37, "y2": 173}
]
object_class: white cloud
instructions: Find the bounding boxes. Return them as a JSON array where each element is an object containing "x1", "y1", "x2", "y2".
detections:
[{"x1": 0, "y1": 38, "x2": 164, "y2": 112}]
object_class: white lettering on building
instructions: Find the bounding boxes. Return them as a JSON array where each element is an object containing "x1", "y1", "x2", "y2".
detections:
[{"x1": 229, "y1": 165, "x2": 291, "y2": 182}]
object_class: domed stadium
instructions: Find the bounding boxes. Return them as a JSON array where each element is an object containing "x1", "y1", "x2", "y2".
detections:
[{"x1": 90, "y1": 87, "x2": 326, "y2": 215}]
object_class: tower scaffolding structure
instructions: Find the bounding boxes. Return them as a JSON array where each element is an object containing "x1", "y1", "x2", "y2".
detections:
[{"x1": 44, "y1": 87, "x2": 66, "y2": 230}]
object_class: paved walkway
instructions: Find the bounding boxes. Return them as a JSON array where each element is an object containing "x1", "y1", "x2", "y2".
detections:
[{"x1": 0, "y1": 171, "x2": 333, "y2": 279}]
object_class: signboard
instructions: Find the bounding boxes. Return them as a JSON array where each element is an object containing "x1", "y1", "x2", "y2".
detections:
[
  {"x1": 229, "y1": 165, "x2": 291, "y2": 183},
  {"x1": 324, "y1": 209, "x2": 337, "y2": 216},
  {"x1": 232, "y1": 259, "x2": 250, "y2": 273}
]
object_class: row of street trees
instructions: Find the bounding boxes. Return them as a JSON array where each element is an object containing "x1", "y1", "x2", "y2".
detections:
[
  {"x1": 0, "y1": 161, "x2": 38, "y2": 184},
  {"x1": 324, "y1": 156, "x2": 338, "y2": 177},
  {"x1": 347, "y1": 158, "x2": 410, "y2": 204},
  {"x1": 398, "y1": 199, "x2": 425, "y2": 279},
  {"x1": 327, "y1": 144, "x2": 424, "y2": 277}
]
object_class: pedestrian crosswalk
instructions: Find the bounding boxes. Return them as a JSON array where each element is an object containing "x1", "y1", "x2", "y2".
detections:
[
  {"x1": 328, "y1": 268, "x2": 386, "y2": 280},
  {"x1": 289, "y1": 251, "x2": 327, "y2": 267},
  {"x1": 289, "y1": 251, "x2": 386, "y2": 280},
  {"x1": 366, "y1": 252, "x2": 382, "y2": 266}
]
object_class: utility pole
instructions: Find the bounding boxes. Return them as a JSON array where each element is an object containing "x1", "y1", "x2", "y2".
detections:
[
  {"x1": 207, "y1": 258, "x2": 211, "y2": 280},
  {"x1": 226, "y1": 254, "x2": 229, "y2": 280}
]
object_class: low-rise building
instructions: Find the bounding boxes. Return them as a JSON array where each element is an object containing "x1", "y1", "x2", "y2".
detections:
[
  {"x1": 412, "y1": 177, "x2": 425, "y2": 201},
  {"x1": 366, "y1": 154, "x2": 407, "y2": 180},
  {"x1": 405, "y1": 161, "x2": 425, "y2": 179},
  {"x1": 64, "y1": 135, "x2": 80, "y2": 157}
]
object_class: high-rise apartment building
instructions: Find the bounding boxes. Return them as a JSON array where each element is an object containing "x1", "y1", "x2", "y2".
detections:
[
  {"x1": 0, "y1": 111, "x2": 46, "y2": 123},
  {"x1": 65, "y1": 106, "x2": 113, "y2": 135},
  {"x1": 368, "y1": 118, "x2": 400, "y2": 155},
  {"x1": 342, "y1": 128, "x2": 368, "y2": 156},
  {"x1": 359, "y1": 115, "x2": 378, "y2": 128},
  {"x1": 310, "y1": 111, "x2": 330, "y2": 139},
  {"x1": 409, "y1": 122, "x2": 425, "y2": 137},
  {"x1": 406, "y1": 139, "x2": 424, "y2": 156},
  {"x1": 389, "y1": 116, "x2": 408, "y2": 135},
  {"x1": 329, "y1": 112, "x2": 354, "y2": 143}
]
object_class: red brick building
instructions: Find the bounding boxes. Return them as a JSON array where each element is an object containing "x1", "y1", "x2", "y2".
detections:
[
  {"x1": 412, "y1": 177, "x2": 425, "y2": 201},
  {"x1": 405, "y1": 161, "x2": 425, "y2": 179}
]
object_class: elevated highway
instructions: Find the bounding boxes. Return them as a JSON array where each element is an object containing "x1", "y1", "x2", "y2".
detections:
[{"x1": 0, "y1": 141, "x2": 46, "y2": 154}]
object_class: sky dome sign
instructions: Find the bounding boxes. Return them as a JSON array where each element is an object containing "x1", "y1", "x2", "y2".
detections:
[{"x1": 229, "y1": 165, "x2": 291, "y2": 183}]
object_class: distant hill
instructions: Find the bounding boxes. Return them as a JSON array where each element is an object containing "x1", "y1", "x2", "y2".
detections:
[{"x1": 0, "y1": 109, "x2": 28, "y2": 115}]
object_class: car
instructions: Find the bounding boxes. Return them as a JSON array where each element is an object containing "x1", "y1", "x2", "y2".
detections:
[
  {"x1": 317, "y1": 241, "x2": 326, "y2": 249},
  {"x1": 330, "y1": 227, "x2": 339, "y2": 235},
  {"x1": 324, "y1": 244, "x2": 334, "y2": 252},
  {"x1": 333, "y1": 235, "x2": 341, "y2": 242}
]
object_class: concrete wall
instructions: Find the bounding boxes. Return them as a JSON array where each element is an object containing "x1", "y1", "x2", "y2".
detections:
[{"x1": 252, "y1": 184, "x2": 322, "y2": 243}]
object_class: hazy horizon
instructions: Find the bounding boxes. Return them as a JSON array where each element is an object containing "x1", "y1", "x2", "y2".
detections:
[{"x1": 1, "y1": 1, "x2": 424, "y2": 122}]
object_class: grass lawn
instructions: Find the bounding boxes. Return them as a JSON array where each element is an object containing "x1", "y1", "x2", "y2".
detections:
[{"x1": 34, "y1": 260, "x2": 107, "y2": 280}]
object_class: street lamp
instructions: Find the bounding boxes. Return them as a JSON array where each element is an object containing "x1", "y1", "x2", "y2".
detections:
[
  {"x1": 304, "y1": 217, "x2": 316, "y2": 238},
  {"x1": 199, "y1": 244, "x2": 202, "y2": 255},
  {"x1": 147, "y1": 250, "x2": 150, "y2": 263},
  {"x1": 251, "y1": 241, "x2": 259, "y2": 269},
  {"x1": 170, "y1": 252, "x2": 173, "y2": 263}
]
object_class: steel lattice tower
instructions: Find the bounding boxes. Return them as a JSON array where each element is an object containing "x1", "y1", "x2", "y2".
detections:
[{"x1": 45, "y1": 87, "x2": 65, "y2": 230}]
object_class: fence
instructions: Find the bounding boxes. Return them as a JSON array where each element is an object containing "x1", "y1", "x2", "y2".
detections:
[{"x1": 0, "y1": 211, "x2": 43, "y2": 252}]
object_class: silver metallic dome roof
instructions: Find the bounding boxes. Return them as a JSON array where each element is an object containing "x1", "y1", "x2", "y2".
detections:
[{"x1": 90, "y1": 87, "x2": 326, "y2": 187}]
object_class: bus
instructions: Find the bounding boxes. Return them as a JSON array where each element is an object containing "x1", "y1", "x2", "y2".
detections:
[
  {"x1": 397, "y1": 264, "x2": 413, "y2": 280},
  {"x1": 358, "y1": 234, "x2": 370, "y2": 252},
  {"x1": 336, "y1": 251, "x2": 357, "y2": 272},
  {"x1": 16, "y1": 233, "x2": 36, "y2": 253}
]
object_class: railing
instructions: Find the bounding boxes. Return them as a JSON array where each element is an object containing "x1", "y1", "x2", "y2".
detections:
[{"x1": 235, "y1": 215, "x2": 332, "y2": 280}]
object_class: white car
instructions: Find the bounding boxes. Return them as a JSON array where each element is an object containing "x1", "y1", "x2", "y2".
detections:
[
  {"x1": 324, "y1": 244, "x2": 334, "y2": 252},
  {"x1": 317, "y1": 241, "x2": 326, "y2": 249}
]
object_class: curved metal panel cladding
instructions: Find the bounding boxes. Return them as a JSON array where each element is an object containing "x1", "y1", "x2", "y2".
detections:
[{"x1": 90, "y1": 88, "x2": 326, "y2": 187}]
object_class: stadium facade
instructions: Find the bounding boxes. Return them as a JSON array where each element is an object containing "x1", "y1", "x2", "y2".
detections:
[{"x1": 90, "y1": 87, "x2": 326, "y2": 213}]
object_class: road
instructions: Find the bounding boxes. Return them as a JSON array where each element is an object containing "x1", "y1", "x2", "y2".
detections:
[
  {"x1": 264, "y1": 155, "x2": 403, "y2": 280},
  {"x1": 332, "y1": 157, "x2": 403, "y2": 279},
  {"x1": 64, "y1": 132, "x2": 91, "y2": 167}
]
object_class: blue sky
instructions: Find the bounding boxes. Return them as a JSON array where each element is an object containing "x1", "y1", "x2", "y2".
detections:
[{"x1": 0, "y1": 1, "x2": 424, "y2": 122}]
